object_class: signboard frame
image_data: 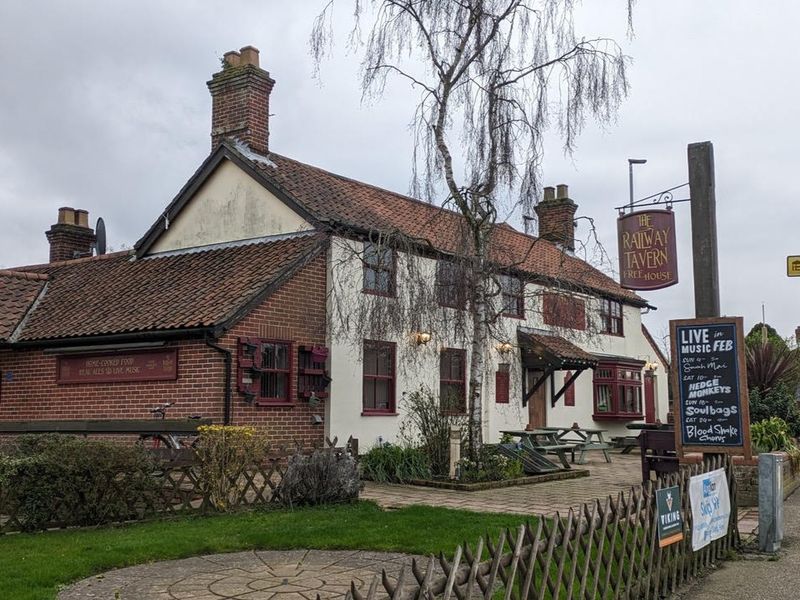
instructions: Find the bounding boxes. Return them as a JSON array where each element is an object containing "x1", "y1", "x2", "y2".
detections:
[
  {"x1": 670, "y1": 316, "x2": 751, "y2": 459},
  {"x1": 787, "y1": 255, "x2": 800, "y2": 277},
  {"x1": 655, "y1": 484, "x2": 684, "y2": 548},
  {"x1": 617, "y1": 208, "x2": 679, "y2": 291},
  {"x1": 57, "y1": 348, "x2": 179, "y2": 385}
]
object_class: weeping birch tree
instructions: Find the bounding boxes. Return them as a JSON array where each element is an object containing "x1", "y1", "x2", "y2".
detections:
[{"x1": 312, "y1": 0, "x2": 634, "y2": 453}]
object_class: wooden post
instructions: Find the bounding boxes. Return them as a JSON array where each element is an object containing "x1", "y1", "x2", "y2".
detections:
[
  {"x1": 688, "y1": 141, "x2": 720, "y2": 318},
  {"x1": 449, "y1": 426, "x2": 461, "y2": 479}
]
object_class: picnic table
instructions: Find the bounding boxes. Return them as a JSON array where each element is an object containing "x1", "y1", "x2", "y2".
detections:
[
  {"x1": 499, "y1": 429, "x2": 574, "y2": 470},
  {"x1": 536, "y1": 426, "x2": 612, "y2": 464}
]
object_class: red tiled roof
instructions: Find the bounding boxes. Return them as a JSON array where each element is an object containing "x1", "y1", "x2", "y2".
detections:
[
  {"x1": 0, "y1": 270, "x2": 48, "y2": 342},
  {"x1": 252, "y1": 151, "x2": 644, "y2": 305},
  {"x1": 518, "y1": 330, "x2": 598, "y2": 367},
  {"x1": 9, "y1": 234, "x2": 323, "y2": 343}
]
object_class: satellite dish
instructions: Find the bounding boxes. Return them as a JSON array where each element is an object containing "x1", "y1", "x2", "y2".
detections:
[{"x1": 95, "y1": 217, "x2": 107, "y2": 255}]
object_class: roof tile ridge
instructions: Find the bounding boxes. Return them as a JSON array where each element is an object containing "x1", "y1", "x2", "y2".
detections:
[
  {"x1": 0, "y1": 269, "x2": 49, "y2": 282},
  {"x1": 12, "y1": 250, "x2": 134, "y2": 271}
]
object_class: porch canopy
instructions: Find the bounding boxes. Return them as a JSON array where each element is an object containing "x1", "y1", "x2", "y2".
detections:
[{"x1": 517, "y1": 328, "x2": 598, "y2": 407}]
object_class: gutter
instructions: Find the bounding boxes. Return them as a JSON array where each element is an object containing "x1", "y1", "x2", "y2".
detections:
[{"x1": 205, "y1": 334, "x2": 233, "y2": 426}]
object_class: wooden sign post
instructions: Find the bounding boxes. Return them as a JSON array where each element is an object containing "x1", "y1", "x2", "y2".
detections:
[{"x1": 670, "y1": 316, "x2": 751, "y2": 459}]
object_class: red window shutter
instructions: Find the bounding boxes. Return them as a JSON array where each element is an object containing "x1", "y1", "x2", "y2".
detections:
[
  {"x1": 564, "y1": 370, "x2": 575, "y2": 407},
  {"x1": 495, "y1": 370, "x2": 510, "y2": 404}
]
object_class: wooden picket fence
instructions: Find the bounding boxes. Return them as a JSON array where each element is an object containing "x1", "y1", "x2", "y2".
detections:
[
  {"x1": 346, "y1": 454, "x2": 738, "y2": 600},
  {"x1": 0, "y1": 437, "x2": 356, "y2": 534}
]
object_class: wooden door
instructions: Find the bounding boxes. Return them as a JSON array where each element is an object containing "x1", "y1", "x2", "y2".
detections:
[
  {"x1": 644, "y1": 372, "x2": 656, "y2": 423},
  {"x1": 525, "y1": 369, "x2": 547, "y2": 430}
]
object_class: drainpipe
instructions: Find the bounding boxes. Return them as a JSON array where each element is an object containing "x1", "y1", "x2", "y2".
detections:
[{"x1": 205, "y1": 334, "x2": 232, "y2": 425}]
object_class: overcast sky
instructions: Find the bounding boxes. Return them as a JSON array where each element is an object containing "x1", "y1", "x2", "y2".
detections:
[{"x1": 1, "y1": 1, "x2": 798, "y2": 346}]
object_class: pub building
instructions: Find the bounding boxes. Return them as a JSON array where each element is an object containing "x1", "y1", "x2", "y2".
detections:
[{"x1": 0, "y1": 46, "x2": 669, "y2": 448}]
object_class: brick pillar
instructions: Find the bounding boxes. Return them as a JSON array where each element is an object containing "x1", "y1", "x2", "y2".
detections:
[
  {"x1": 45, "y1": 207, "x2": 96, "y2": 262},
  {"x1": 534, "y1": 184, "x2": 577, "y2": 251},
  {"x1": 207, "y1": 45, "x2": 275, "y2": 156}
]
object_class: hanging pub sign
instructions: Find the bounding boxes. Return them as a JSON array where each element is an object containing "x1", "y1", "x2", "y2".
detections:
[
  {"x1": 617, "y1": 209, "x2": 678, "y2": 290},
  {"x1": 669, "y1": 317, "x2": 751, "y2": 458}
]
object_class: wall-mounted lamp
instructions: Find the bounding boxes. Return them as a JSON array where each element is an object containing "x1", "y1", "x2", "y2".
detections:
[
  {"x1": 645, "y1": 361, "x2": 659, "y2": 373},
  {"x1": 497, "y1": 342, "x2": 514, "y2": 354},
  {"x1": 414, "y1": 332, "x2": 432, "y2": 346}
]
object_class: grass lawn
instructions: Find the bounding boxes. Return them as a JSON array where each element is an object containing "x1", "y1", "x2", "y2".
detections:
[{"x1": 0, "y1": 501, "x2": 535, "y2": 600}]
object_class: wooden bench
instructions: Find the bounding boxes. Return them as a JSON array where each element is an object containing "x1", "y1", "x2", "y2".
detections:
[
  {"x1": 534, "y1": 444, "x2": 576, "y2": 469},
  {"x1": 611, "y1": 435, "x2": 640, "y2": 454},
  {"x1": 639, "y1": 429, "x2": 678, "y2": 483}
]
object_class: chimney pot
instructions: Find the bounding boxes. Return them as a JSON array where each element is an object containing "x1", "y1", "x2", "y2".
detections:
[
  {"x1": 57, "y1": 207, "x2": 76, "y2": 225},
  {"x1": 556, "y1": 184, "x2": 569, "y2": 199},
  {"x1": 223, "y1": 51, "x2": 241, "y2": 68},
  {"x1": 543, "y1": 186, "x2": 556, "y2": 202},
  {"x1": 239, "y1": 45, "x2": 260, "y2": 67},
  {"x1": 74, "y1": 209, "x2": 89, "y2": 228}
]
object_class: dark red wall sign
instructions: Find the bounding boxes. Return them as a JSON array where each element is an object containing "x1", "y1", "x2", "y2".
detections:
[
  {"x1": 617, "y1": 209, "x2": 679, "y2": 290},
  {"x1": 57, "y1": 349, "x2": 179, "y2": 384}
]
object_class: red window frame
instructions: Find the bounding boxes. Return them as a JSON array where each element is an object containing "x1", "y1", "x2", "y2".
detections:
[
  {"x1": 257, "y1": 340, "x2": 293, "y2": 405},
  {"x1": 600, "y1": 298, "x2": 624, "y2": 336},
  {"x1": 495, "y1": 363, "x2": 510, "y2": 404},
  {"x1": 501, "y1": 275, "x2": 525, "y2": 318},
  {"x1": 362, "y1": 241, "x2": 396, "y2": 297},
  {"x1": 362, "y1": 340, "x2": 396, "y2": 414},
  {"x1": 439, "y1": 348, "x2": 467, "y2": 413},
  {"x1": 436, "y1": 260, "x2": 466, "y2": 309},
  {"x1": 592, "y1": 361, "x2": 643, "y2": 420}
]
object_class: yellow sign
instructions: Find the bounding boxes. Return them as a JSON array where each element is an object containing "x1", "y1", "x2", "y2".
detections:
[{"x1": 788, "y1": 256, "x2": 800, "y2": 277}]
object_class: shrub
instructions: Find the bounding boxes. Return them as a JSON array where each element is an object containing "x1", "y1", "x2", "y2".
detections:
[
  {"x1": 458, "y1": 446, "x2": 523, "y2": 483},
  {"x1": 0, "y1": 434, "x2": 160, "y2": 531},
  {"x1": 194, "y1": 425, "x2": 267, "y2": 511},
  {"x1": 399, "y1": 386, "x2": 468, "y2": 478},
  {"x1": 360, "y1": 444, "x2": 431, "y2": 483},
  {"x1": 746, "y1": 341, "x2": 800, "y2": 394},
  {"x1": 277, "y1": 447, "x2": 361, "y2": 507},
  {"x1": 751, "y1": 417, "x2": 796, "y2": 454},
  {"x1": 748, "y1": 381, "x2": 800, "y2": 437}
]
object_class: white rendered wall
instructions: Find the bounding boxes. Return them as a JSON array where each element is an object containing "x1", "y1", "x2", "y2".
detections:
[
  {"x1": 325, "y1": 237, "x2": 670, "y2": 450},
  {"x1": 149, "y1": 159, "x2": 313, "y2": 253}
]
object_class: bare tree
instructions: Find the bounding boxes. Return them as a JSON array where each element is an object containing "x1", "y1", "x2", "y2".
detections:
[{"x1": 312, "y1": 0, "x2": 633, "y2": 454}]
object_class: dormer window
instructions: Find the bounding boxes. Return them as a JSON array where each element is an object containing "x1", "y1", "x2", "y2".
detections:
[{"x1": 363, "y1": 241, "x2": 395, "y2": 296}]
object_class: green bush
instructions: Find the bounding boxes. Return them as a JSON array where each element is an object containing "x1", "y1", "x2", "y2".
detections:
[
  {"x1": 0, "y1": 434, "x2": 161, "y2": 531},
  {"x1": 277, "y1": 447, "x2": 362, "y2": 507},
  {"x1": 458, "y1": 446, "x2": 523, "y2": 483},
  {"x1": 749, "y1": 381, "x2": 800, "y2": 437},
  {"x1": 360, "y1": 444, "x2": 431, "y2": 483},
  {"x1": 399, "y1": 386, "x2": 468, "y2": 478},
  {"x1": 751, "y1": 417, "x2": 796, "y2": 454}
]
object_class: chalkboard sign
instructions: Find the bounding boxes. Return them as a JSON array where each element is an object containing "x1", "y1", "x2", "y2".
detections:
[{"x1": 670, "y1": 317, "x2": 751, "y2": 457}]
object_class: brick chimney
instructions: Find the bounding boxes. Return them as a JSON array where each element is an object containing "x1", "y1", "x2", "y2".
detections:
[
  {"x1": 45, "y1": 207, "x2": 96, "y2": 262},
  {"x1": 534, "y1": 184, "x2": 577, "y2": 252},
  {"x1": 207, "y1": 45, "x2": 275, "y2": 155}
]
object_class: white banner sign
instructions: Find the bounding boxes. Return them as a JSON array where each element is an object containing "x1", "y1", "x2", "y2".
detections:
[{"x1": 689, "y1": 468, "x2": 731, "y2": 551}]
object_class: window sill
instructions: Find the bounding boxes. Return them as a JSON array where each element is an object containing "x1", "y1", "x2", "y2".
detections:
[
  {"x1": 502, "y1": 313, "x2": 526, "y2": 320},
  {"x1": 255, "y1": 401, "x2": 296, "y2": 408},
  {"x1": 361, "y1": 411, "x2": 398, "y2": 417},
  {"x1": 362, "y1": 289, "x2": 396, "y2": 298},
  {"x1": 600, "y1": 331, "x2": 624, "y2": 337},
  {"x1": 592, "y1": 413, "x2": 644, "y2": 421}
]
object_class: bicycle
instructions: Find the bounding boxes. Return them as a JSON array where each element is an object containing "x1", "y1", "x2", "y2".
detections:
[{"x1": 137, "y1": 402, "x2": 202, "y2": 450}]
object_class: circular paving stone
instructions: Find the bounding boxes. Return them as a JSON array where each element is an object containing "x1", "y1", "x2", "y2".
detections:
[{"x1": 58, "y1": 549, "x2": 427, "y2": 600}]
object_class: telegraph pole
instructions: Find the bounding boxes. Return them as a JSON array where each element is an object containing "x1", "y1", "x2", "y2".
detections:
[{"x1": 687, "y1": 141, "x2": 720, "y2": 318}]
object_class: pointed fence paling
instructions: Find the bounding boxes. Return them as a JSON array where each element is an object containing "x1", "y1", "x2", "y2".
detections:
[{"x1": 346, "y1": 454, "x2": 739, "y2": 600}]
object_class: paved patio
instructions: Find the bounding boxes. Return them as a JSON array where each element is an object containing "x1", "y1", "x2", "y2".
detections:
[
  {"x1": 362, "y1": 452, "x2": 643, "y2": 517},
  {"x1": 58, "y1": 549, "x2": 427, "y2": 600}
]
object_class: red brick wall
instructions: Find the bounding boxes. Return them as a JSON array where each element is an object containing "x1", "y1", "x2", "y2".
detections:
[{"x1": 0, "y1": 253, "x2": 328, "y2": 448}]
